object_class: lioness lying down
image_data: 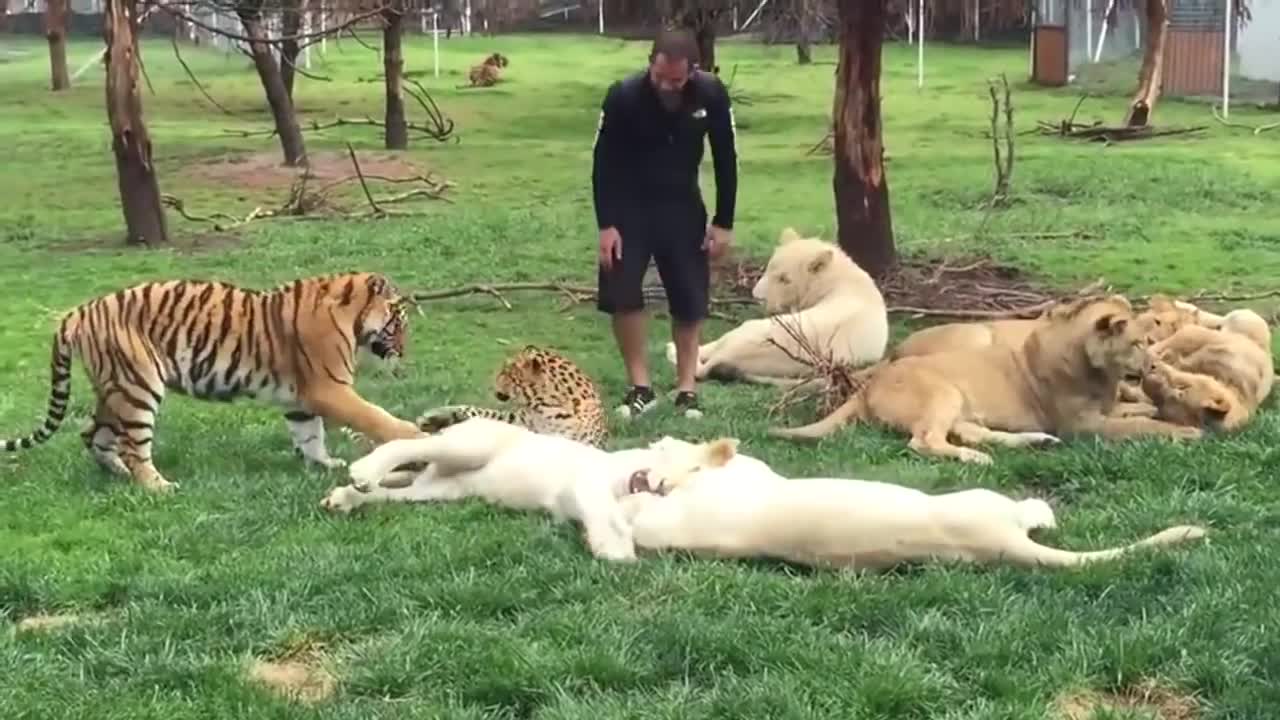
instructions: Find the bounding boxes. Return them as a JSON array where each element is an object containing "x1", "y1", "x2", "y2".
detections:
[
  {"x1": 619, "y1": 437, "x2": 1207, "y2": 570},
  {"x1": 770, "y1": 294, "x2": 1202, "y2": 463},
  {"x1": 891, "y1": 294, "x2": 1200, "y2": 361},
  {"x1": 1141, "y1": 306, "x2": 1274, "y2": 431},
  {"x1": 665, "y1": 228, "x2": 888, "y2": 385},
  {"x1": 323, "y1": 417, "x2": 770, "y2": 562}
]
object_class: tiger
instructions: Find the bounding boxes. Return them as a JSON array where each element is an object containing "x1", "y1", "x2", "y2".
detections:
[
  {"x1": 415, "y1": 345, "x2": 608, "y2": 448},
  {"x1": 1, "y1": 271, "x2": 422, "y2": 493}
]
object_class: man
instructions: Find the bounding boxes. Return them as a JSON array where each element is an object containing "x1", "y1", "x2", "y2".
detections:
[{"x1": 592, "y1": 28, "x2": 738, "y2": 420}]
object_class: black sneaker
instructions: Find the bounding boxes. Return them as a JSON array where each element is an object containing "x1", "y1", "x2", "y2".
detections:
[
  {"x1": 674, "y1": 391, "x2": 703, "y2": 419},
  {"x1": 616, "y1": 385, "x2": 658, "y2": 419}
]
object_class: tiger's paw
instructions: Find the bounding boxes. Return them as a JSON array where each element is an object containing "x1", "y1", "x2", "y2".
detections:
[{"x1": 415, "y1": 406, "x2": 472, "y2": 434}]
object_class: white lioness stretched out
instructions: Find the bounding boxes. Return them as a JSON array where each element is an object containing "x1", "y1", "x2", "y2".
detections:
[
  {"x1": 321, "y1": 417, "x2": 768, "y2": 562},
  {"x1": 770, "y1": 294, "x2": 1203, "y2": 463},
  {"x1": 664, "y1": 228, "x2": 888, "y2": 385},
  {"x1": 619, "y1": 437, "x2": 1208, "y2": 570}
]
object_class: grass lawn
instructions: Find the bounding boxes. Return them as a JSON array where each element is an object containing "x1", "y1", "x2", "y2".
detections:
[{"x1": 2, "y1": 30, "x2": 1280, "y2": 718}]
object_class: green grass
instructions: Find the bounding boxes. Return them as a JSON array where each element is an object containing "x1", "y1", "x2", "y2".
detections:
[{"x1": 2, "y1": 31, "x2": 1280, "y2": 718}]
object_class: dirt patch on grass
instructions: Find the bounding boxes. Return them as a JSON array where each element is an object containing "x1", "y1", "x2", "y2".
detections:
[
  {"x1": 247, "y1": 637, "x2": 337, "y2": 704},
  {"x1": 1054, "y1": 680, "x2": 1201, "y2": 720},
  {"x1": 711, "y1": 249, "x2": 1068, "y2": 318},
  {"x1": 14, "y1": 612, "x2": 85, "y2": 633},
  {"x1": 181, "y1": 150, "x2": 430, "y2": 194}
]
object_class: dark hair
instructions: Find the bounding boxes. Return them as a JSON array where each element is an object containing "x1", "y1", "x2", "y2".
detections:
[{"x1": 649, "y1": 27, "x2": 700, "y2": 67}]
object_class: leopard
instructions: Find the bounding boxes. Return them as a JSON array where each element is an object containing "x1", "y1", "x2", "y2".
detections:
[{"x1": 415, "y1": 345, "x2": 608, "y2": 447}]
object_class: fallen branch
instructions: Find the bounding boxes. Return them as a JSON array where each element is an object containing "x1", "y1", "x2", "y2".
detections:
[
  {"x1": 1038, "y1": 120, "x2": 1208, "y2": 143},
  {"x1": 346, "y1": 143, "x2": 382, "y2": 215},
  {"x1": 1211, "y1": 104, "x2": 1280, "y2": 135}
]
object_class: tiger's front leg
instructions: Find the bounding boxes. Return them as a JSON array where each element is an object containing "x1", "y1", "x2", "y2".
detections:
[
  {"x1": 301, "y1": 384, "x2": 421, "y2": 445},
  {"x1": 283, "y1": 410, "x2": 346, "y2": 469}
]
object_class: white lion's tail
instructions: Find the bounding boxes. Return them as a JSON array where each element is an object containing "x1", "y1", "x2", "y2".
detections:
[{"x1": 1005, "y1": 525, "x2": 1207, "y2": 568}]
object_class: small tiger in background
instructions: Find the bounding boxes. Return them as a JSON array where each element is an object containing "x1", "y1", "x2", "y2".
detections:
[
  {"x1": 466, "y1": 52, "x2": 509, "y2": 87},
  {"x1": 1, "y1": 271, "x2": 421, "y2": 493}
]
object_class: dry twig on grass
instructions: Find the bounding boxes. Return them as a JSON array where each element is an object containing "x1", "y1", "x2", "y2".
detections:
[{"x1": 1210, "y1": 104, "x2": 1280, "y2": 135}]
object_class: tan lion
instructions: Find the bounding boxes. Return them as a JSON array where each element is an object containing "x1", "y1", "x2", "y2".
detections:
[
  {"x1": 1140, "y1": 307, "x2": 1273, "y2": 431},
  {"x1": 891, "y1": 294, "x2": 1201, "y2": 361},
  {"x1": 769, "y1": 294, "x2": 1203, "y2": 464},
  {"x1": 466, "y1": 52, "x2": 509, "y2": 87},
  {"x1": 664, "y1": 228, "x2": 888, "y2": 385}
]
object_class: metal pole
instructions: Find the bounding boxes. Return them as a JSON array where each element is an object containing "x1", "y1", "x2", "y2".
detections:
[
  {"x1": 1222, "y1": 0, "x2": 1233, "y2": 118},
  {"x1": 433, "y1": 10, "x2": 440, "y2": 78},
  {"x1": 598, "y1": 0, "x2": 603, "y2": 34},
  {"x1": 1087, "y1": 0, "x2": 1094, "y2": 59},
  {"x1": 973, "y1": 0, "x2": 979, "y2": 42},
  {"x1": 917, "y1": 0, "x2": 924, "y2": 89}
]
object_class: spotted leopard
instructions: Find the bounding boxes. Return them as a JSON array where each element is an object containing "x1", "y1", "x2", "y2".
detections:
[{"x1": 416, "y1": 345, "x2": 608, "y2": 447}]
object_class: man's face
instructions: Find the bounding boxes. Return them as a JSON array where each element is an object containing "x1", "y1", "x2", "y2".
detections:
[{"x1": 648, "y1": 53, "x2": 691, "y2": 112}]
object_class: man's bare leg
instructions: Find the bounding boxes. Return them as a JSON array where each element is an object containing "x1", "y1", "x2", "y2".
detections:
[
  {"x1": 613, "y1": 310, "x2": 658, "y2": 417},
  {"x1": 613, "y1": 310, "x2": 651, "y2": 387},
  {"x1": 673, "y1": 319, "x2": 701, "y2": 394}
]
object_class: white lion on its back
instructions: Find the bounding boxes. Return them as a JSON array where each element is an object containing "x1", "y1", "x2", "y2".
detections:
[{"x1": 667, "y1": 227, "x2": 888, "y2": 385}]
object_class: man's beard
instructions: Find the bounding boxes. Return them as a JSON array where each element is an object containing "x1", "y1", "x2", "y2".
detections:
[{"x1": 656, "y1": 89, "x2": 683, "y2": 112}]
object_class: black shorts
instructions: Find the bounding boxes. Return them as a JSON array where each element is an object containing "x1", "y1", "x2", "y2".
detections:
[{"x1": 596, "y1": 199, "x2": 709, "y2": 323}]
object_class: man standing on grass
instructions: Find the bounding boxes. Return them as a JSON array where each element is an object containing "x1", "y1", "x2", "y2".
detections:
[{"x1": 592, "y1": 27, "x2": 738, "y2": 420}]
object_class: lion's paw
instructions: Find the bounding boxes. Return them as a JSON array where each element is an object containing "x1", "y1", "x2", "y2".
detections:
[
  {"x1": 957, "y1": 448, "x2": 995, "y2": 465},
  {"x1": 321, "y1": 485, "x2": 363, "y2": 514}
]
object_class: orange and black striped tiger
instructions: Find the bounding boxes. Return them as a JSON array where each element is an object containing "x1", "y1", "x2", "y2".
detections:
[{"x1": 1, "y1": 271, "x2": 422, "y2": 493}]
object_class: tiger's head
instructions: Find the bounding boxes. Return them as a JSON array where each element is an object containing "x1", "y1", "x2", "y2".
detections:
[{"x1": 355, "y1": 273, "x2": 413, "y2": 360}]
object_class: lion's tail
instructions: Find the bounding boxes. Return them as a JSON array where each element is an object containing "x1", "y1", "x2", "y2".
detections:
[
  {"x1": 1003, "y1": 525, "x2": 1207, "y2": 568},
  {"x1": 768, "y1": 361, "x2": 884, "y2": 441}
]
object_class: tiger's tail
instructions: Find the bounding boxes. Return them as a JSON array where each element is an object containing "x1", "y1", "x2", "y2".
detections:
[{"x1": 2, "y1": 312, "x2": 80, "y2": 452}]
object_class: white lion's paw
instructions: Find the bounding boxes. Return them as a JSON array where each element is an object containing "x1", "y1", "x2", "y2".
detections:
[
  {"x1": 321, "y1": 485, "x2": 363, "y2": 514},
  {"x1": 664, "y1": 342, "x2": 678, "y2": 366},
  {"x1": 347, "y1": 456, "x2": 383, "y2": 493}
]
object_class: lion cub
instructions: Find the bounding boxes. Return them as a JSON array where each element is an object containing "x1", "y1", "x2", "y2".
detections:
[
  {"x1": 1141, "y1": 307, "x2": 1273, "y2": 431},
  {"x1": 771, "y1": 295, "x2": 1202, "y2": 464}
]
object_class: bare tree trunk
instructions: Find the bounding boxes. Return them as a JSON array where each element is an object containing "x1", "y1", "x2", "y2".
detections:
[
  {"x1": 383, "y1": 0, "x2": 407, "y2": 149},
  {"x1": 1124, "y1": 0, "x2": 1168, "y2": 127},
  {"x1": 104, "y1": 0, "x2": 169, "y2": 245},
  {"x1": 46, "y1": 0, "x2": 70, "y2": 91},
  {"x1": 695, "y1": 21, "x2": 717, "y2": 74},
  {"x1": 795, "y1": 0, "x2": 814, "y2": 64},
  {"x1": 832, "y1": 0, "x2": 895, "y2": 279},
  {"x1": 280, "y1": 0, "x2": 302, "y2": 98},
  {"x1": 237, "y1": 0, "x2": 308, "y2": 166}
]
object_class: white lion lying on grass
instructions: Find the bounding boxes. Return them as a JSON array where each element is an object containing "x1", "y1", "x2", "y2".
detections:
[
  {"x1": 619, "y1": 437, "x2": 1208, "y2": 571},
  {"x1": 665, "y1": 227, "x2": 888, "y2": 386},
  {"x1": 320, "y1": 417, "x2": 769, "y2": 562}
]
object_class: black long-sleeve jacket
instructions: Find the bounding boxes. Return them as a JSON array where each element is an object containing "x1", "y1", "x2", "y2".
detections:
[{"x1": 591, "y1": 69, "x2": 738, "y2": 231}]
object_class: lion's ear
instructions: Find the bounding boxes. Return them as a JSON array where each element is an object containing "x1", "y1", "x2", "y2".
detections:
[
  {"x1": 1095, "y1": 314, "x2": 1129, "y2": 335},
  {"x1": 778, "y1": 227, "x2": 802, "y2": 245},
  {"x1": 808, "y1": 248, "x2": 834, "y2": 274},
  {"x1": 704, "y1": 437, "x2": 739, "y2": 467},
  {"x1": 1147, "y1": 294, "x2": 1174, "y2": 311}
]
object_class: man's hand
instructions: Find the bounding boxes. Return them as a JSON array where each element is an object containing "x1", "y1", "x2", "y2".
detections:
[
  {"x1": 598, "y1": 227, "x2": 623, "y2": 271},
  {"x1": 702, "y1": 225, "x2": 733, "y2": 260}
]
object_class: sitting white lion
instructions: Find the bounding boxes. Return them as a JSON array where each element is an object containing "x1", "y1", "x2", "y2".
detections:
[
  {"x1": 619, "y1": 437, "x2": 1208, "y2": 571},
  {"x1": 665, "y1": 227, "x2": 888, "y2": 385},
  {"x1": 320, "y1": 418, "x2": 767, "y2": 562}
]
